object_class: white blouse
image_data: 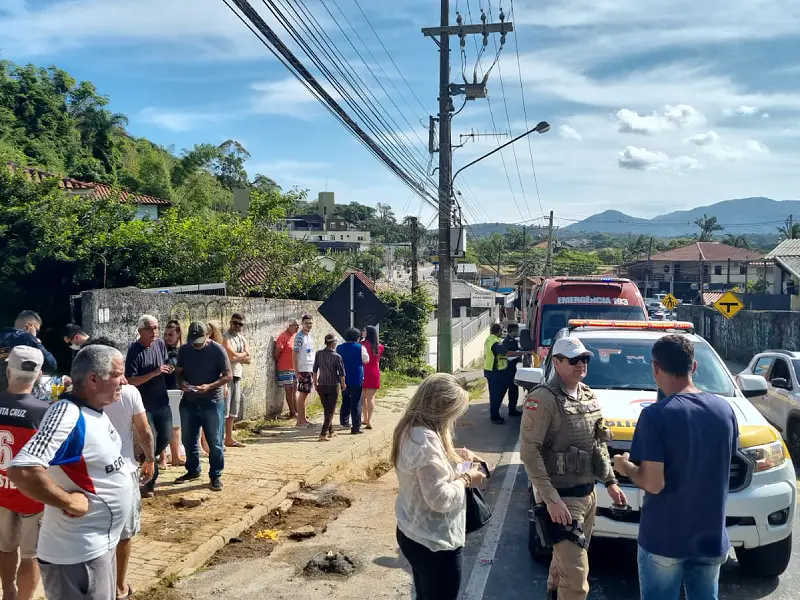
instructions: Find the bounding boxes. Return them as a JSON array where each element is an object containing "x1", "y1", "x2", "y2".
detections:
[{"x1": 395, "y1": 426, "x2": 466, "y2": 552}]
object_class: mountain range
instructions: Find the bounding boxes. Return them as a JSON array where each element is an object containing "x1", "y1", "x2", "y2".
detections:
[{"x1": 559, "y1": 197, "x2": 800, "y2": 236}]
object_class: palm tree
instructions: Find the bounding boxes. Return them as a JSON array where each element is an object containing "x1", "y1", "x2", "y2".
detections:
[
  {"x1": 724, "y1": 233, "x2": 750, "y2": 249},
  {"x1": 694, "y1": 214, "x2": 724, "y2": 242},
  {"x1": 777, "y1": 218, "x2": 800, "y2": 240}
]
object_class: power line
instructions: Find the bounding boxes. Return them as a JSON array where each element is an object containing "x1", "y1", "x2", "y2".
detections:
[
  {"x1": 349, "y1": 0, "x2": 429, "y2": 116},
  {"x1": 510, "y1": 0, "x2": 545, "y2": 219},
  {"x1": 222, "y1": 0, "x2": 438, "y2": 208}
]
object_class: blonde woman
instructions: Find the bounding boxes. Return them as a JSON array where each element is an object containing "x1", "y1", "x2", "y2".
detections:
[{"x1": 391, "y1": 373, "x2": 486, "y2": 599}]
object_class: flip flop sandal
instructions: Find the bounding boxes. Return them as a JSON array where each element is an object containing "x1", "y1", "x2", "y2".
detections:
[{"x1": 118, "y1": 584, "x2": 135, "y2": 600}]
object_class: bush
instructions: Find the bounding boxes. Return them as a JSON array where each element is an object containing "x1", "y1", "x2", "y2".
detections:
[{"x1": 377, "y1": 289, "x2": 432, "y2": 377}]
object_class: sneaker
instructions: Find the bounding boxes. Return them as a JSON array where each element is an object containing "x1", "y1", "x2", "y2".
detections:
[
  {"x1": 210, "y1": 478, "x2": 223, "y2": 492},
  {"x1": 174, "y1": 472, "x2": 201, "y2": 484},
  {"x1": 351, "y1": 429, "x2": 364, "y2": 435},
  {"x1": 490, "y1": 416, "x2": 506, "y2": 425},
  {"x1": 508, "y1": 410, "x2": 523, "y2": 417},
  {"x1": 140, "y1": 488, "x2": 155, "y2": 498}
]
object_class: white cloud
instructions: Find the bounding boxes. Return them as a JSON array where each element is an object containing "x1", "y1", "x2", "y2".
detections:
[
  {"x1": 137, "y1": 107, "x2": 229, "y2": 132},
  {"x1": 615, "y1": 105, "x2": 705, "y2": 135},
  {"x1": 723, "y1": 105, "x2": 763, "y2": 117},
  {"x1": 559, "y1": 125, "x2": 582, "y2": 140},
  {"x1": 618, "y1": 146, "x2": 700, "y2": 172},
  {"x1": 249, "y1": 78, "x2": 325, "y2": 120},
  {"x1": 684, "y1": 130, "x2": 770, "y2": 161}
]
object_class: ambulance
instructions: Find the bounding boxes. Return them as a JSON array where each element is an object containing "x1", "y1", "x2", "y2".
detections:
[
  {"x1": 522, "y1": 277, "x2": 648, "y2": 366},
  {"x1": 516, "y1": 319, "x2": 795, "y2": 578}
]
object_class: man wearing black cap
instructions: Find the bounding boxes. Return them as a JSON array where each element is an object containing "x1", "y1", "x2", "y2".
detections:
[{"x1": 174, "y1": 322, "x2": 232, "y2": 491}]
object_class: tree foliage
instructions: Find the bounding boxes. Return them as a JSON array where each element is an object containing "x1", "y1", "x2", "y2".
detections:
[
  {"x1": 378, "y1": 290, "x2": 433, "y2": 377},
  {"x1": 694, "y1": 214, "x2": 724, "y2": 242}
]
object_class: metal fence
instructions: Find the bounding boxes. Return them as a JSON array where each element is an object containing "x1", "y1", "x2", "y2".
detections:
[
  {"x1": 140, "y1": 282, "x2": 228, "y2": 296},
  {"x1": 457, "y1": 310, "x2": 493, "y2": 344}
]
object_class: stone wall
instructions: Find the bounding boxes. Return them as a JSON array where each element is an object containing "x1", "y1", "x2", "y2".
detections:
[
  {"x1": 80, "y1": 288, "x2": 335, "y2": 418},
  {"x1": 677, "y1": 304, "x2": 800, "y2": 364}
]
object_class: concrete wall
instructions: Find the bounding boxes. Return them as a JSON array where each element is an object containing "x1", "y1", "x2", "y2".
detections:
[
  {"x1": 427, "y1": 323, "x2": 492, "y2": 372},
  {"x1": 81, "y1": 288, "x2": 335, "y2": 419},
  {"x1": 678, "y1": 304, "x2": 800, "y2": 364}
]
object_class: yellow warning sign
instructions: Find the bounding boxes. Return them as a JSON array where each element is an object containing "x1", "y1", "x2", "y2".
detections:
[
  {"x1": 713, "y1": 291, "x2": 744, "y2": 319},
  {"x1": 661, "y1": 294, "x2": 679, "y2": 311}
]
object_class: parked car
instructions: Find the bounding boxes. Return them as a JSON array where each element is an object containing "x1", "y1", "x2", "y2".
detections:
[
  {"x1": 738, "y1": 350, "x2": 800, "y2": 465},
  {"x1": 516, "y1": 320, "x2": 795, "y2": 578}
]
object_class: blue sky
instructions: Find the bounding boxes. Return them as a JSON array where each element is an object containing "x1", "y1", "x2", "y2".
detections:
[{"x1": 3, "y1": 0, "x2": 800, "y2": 230}]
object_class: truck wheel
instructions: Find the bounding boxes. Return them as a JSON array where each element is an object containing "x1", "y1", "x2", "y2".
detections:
[
  {"x1": 528, "y1": 520, "x2": 552, "y2": 565},
  {"x1": 788, "y1": 420, "x2": 800, "y2": 468},
  {"x1": 735, "y1": 534, "x2": 792, "y2": 578}
]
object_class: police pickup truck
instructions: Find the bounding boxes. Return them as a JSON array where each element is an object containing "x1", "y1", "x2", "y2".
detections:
[{"x1": 515, "y1": 319, "x2": 795, "y2": 578}]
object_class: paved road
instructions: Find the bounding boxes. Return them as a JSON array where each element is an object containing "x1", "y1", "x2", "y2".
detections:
[{"x1": 462, "y1": 418, "x2": 800, "y2": 600}]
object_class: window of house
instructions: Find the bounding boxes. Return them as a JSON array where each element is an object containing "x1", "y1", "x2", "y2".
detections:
[
  {"x1": 714, "y1": 265, "x2": 722, "y2": 276},
  {"x1": 740, "y1": 264, "x2": 747, "y2": 275},
  {"x1": 340, "y1": 235, "x2": 344, "y2": 240},
  {"x1": 358, "y1": 236, "x2": 364, "y2": 241}
]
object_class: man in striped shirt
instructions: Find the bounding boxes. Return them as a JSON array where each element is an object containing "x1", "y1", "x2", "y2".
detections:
[{"x1": 312, "y1": 334, "x2": 346, "y2": 442}]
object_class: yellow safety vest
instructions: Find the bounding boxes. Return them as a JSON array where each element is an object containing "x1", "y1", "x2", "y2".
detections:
[{"x1": 484, "y1": 334, "x2": 508, "y2": 372}]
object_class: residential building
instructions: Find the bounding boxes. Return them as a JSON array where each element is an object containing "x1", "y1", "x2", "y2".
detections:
[
  {"x1": 619, "y1": 242, "x2": 764, "y2": 301},
  {"x1": 763, "y1": 239, "x2": 800, "y2": 310},
  {"x1": 455, "y1": 263, "x2": 478, "y2": 282},
  {"x1": 285, "y1": 191, "x2": 371, "y2": 251},
  {"x1": 7, "y1": 163, "x2": 171, "y2": 219}
]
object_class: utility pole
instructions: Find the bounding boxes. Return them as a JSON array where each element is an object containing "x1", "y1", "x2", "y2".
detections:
[
  {"x1": 544, "y1": 211, "x2": 555, "y2": 277},
  {"x1": 788, "y1": 214, "x2": 794, "y2": 239},
  {"x1": 645, "y1": 237, "x2": 653, "y2": 297},
  {"x1": 410, "y1": 217, "x2": 419, "y2": 293},
  {"x1": 496, "y1": 240, "x2": 503, "y2": 293},
  {"x1": 423, "y1": 3, "x2": 513, "y2": 373}
]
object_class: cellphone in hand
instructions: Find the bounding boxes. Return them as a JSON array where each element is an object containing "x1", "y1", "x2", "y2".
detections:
[{"x1": 475, "y1": 461, "x2": 491, "y2": 478}]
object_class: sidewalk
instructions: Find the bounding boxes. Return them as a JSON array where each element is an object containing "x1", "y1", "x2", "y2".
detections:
[{"x1": 34, "y1": 385, "x2": 416, "y2": 599}]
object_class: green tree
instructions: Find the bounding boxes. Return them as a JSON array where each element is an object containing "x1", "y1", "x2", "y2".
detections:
[
  {"x1": 377, "y1": 290, "x2": 433, "y2": 377},
  {"x1": 694, "y1": 214, "x2": 724, "y2": 242},
  {"x1": 777, "y1": 218, "x2": 800, "y2": 240},
  {"x1": 596, "y1": 247, "x2": 623, "y2": 265},
  {"x1": 553, "y1": 249, "x2": 602, "y2": 275},
  {"x1": 724, "y1": 233, "x2": 750, "y2": 249},
  {"x1": 214, "y1": 139, "x2": 250, "y2": 190}
]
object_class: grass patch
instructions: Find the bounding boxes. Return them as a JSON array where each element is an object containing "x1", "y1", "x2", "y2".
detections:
[
  {"x1": 465, "y1": 379, "x2": 486, "y2": 401},
  {"x1": 377, "y1": 370, "x2": 423, "y2": 398}
]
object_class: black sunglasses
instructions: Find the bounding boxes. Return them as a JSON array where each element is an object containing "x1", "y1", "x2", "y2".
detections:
[
  {"x1": 231, "y1": 321, "x2": 244, "y2": 327},
  {"x1": 556, "y1": 354, "x2": 591, "y2": 366}
]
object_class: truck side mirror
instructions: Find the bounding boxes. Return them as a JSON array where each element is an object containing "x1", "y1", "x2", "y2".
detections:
[{"x1": 519, "y1": 327, "x2": 535, "y2": 351}]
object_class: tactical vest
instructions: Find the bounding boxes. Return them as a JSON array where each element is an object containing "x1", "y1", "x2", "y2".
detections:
[
  {"x1": 539, "y1": 379, "x2": 605, "y2": 488},
  {"x1": 483, "y1": 335, "x2": 508, "y2": 372}
]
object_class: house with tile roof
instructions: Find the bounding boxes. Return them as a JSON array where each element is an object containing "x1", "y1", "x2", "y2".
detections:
[
  {"x1": 620, "y1": 241, "x2": 765, "y2": 301},
  {"x1": 763, "y1": 239, "x2": 800, "y2": 310},
  {"x1": 7, "y1": 162, "x2": 171, "y2": 220}
]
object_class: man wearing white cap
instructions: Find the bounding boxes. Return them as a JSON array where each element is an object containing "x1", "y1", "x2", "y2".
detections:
[
  {"x1": 0, "y1": 346, "x2": 48, "y2": 600},
  {"x1": 520, "y1": 337, "x2": 627, "y2": 600}
]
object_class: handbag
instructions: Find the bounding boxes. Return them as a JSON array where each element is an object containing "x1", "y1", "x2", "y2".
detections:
[{"x1": 465, "y1": 486, "x2": 492, "y2": 533}]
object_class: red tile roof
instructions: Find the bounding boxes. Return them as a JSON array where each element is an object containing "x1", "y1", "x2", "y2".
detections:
[
  {"x1": 343, "y1": 269, "x2": 376, "y2": 293},
  {"x1": 237, "y1": 258, "x2": 269, "y2": 289},
  {"x1": 702, "y1": 292, "x2": 725, "y2": 306},
  {"x1": 7, "y1": 163, "x2": 171, "y2": 206},
  {"x1": 648, "y1": 242, "x2": 762, "y2": 263}
]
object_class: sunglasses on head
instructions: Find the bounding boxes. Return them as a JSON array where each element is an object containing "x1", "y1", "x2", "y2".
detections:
[{"x1": 557, "y1": 354, "x2": 591, "y2": 366}]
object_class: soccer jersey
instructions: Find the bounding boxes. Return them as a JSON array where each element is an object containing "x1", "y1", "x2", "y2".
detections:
[
  {"x1": 10, "y1": 395, "x2": 133, "y2": 564},
  {"x1": 0, "y1": 391, "x2": 50, "y2": 514}
]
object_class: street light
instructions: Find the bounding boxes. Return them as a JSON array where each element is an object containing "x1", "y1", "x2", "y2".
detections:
[{"x1": 451, "y1": 120, "x2": 550, "y2": 186}]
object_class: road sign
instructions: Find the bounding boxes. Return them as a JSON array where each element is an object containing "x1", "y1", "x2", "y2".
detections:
[
  {"x1": 661, "y1": 293, "x2": 679, "y2": 311},
  {"x1": 713, "y1": 291, "x2": 744, "y2": 319},
  {"x1": 318, "y1": 273, "x2": 389, "y2": 336}
]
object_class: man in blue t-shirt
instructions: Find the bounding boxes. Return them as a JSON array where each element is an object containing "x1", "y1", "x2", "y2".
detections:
[
  {"x1": 336, "y1": 327, "x2": 369, "y2": 434},
  {"x1": 614, "y1": 334, "x2": 738, "y2": 600}
]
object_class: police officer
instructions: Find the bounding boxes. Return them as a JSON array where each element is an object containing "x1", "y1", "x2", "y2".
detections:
[
  {"x1": 502, "y1": 322, "x2": 523, "y2": 417},
  {"x1": 484, "y1": 323, "x2": 530, "y2": 425},
  {"x1": 520, "y1": 337, "x2": 627, "y2": 600}
]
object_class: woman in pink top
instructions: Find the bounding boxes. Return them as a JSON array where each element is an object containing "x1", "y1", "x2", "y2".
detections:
[{"x1": 361, "y1": 325, "x2": 385, "y2": 429}]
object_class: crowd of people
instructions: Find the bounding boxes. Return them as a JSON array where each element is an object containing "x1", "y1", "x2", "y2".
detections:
[{"x1": 0, "y1": 309, "x2": 386, "y2": 600}]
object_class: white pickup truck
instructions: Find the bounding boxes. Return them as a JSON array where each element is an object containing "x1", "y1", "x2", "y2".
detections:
[{"x1": 515, "y1": 320, "x2": 795, "y2": 577}]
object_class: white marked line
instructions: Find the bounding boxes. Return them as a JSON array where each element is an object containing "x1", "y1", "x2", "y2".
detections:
[{"x1": 462, "y1": 437, "x2": 522, "y2": 600}]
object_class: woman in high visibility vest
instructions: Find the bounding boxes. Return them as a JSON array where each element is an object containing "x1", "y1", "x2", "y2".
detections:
[{"x1": 484, "y1": 323, "x2": 530, "y2": 425}]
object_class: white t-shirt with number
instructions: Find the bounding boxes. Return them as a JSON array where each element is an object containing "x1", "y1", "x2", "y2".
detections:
[{"x1": 104, "y1": 384, "x2": 146, "y2": 475}]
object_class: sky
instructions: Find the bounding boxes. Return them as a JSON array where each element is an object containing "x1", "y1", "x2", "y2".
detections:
[{"x1": 3, "y1": 0, "x2": 800, "y2": 230}]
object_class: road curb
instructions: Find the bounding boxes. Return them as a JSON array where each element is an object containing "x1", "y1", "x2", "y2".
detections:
[{"x1": 155, "y1": 423, "x2": 397, "y2": 587}]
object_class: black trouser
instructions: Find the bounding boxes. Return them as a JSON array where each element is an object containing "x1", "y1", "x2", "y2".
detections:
[
  {"x1": 340, "y1": 384, "x2": 363, "y2": 431},
  {"x1": 397, "y1": 528, "x2": 462, "y2": 600},
  {"x1": 317, "y1": 385, "x2": 339, "y2": 437},
  {"x1": 144, "y1": 402, "x2": 173, "y2": 492},
  {"x1": 484, "y1": 369, "x2": 508, "y2": 419},
  {"x1": 505, "y1": 363, "x2": 519, "y2": 412}
]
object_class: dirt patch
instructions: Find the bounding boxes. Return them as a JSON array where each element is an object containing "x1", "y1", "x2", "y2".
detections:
[
  {"x1": 206, "y1": 493, "x2": 351, "y2": 566},
  {"x1": 141, "y1": 494, "x2": 209, "y2": 544},
  {"x1": 143, "y1": 574, "x2": 184, "y2": 600},
  {"x1": 365, "y1": 459, "x2": 392, "y2": 480}
]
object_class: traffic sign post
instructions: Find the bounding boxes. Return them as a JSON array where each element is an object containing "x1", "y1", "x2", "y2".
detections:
[
  {"x1": 713, "y1": 291, "x2": 744, "y2": 319},
  {"x1": 318, "y1": 274, "x2": 389, "y2": 336},
  {"x1": 661, "y1": 293, "x2": 679, "y2": 311}
]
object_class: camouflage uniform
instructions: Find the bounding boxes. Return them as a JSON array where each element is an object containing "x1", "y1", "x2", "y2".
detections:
[{"x1": 520, "y1": 375, "x2": 616, "y2": 600}]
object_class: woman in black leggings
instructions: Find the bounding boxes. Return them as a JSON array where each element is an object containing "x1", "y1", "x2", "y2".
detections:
[{"x1": 390, "y1": 373, "x2": 487, "y2": 599}]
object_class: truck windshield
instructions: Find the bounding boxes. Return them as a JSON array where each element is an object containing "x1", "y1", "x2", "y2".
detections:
[
  {"x1": 549, "y1": 336, "x2": 735, "y2": 397},
  {"x1": 539, "y1": 304, "x2": 646, "y2": 346}
]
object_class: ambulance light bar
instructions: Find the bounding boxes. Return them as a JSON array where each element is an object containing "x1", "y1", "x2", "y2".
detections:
[{"x1": 567, "y1": 319, "x2": 695, "y2": 331}]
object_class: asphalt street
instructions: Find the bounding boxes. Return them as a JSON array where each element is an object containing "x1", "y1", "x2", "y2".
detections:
[{"x1": 460, "y1": 416, "x2": 800, "y2": 600}]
